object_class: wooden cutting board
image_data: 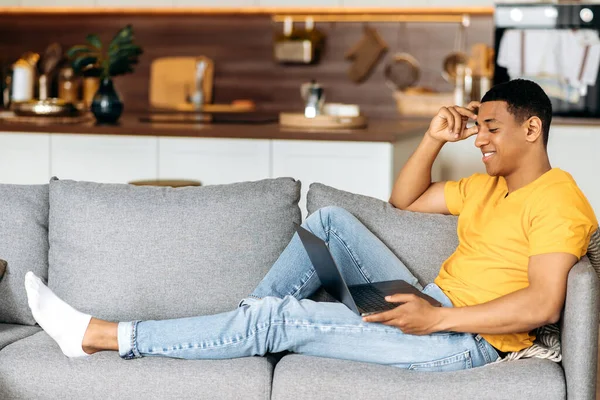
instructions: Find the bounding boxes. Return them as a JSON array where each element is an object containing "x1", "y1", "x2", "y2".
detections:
[
  {"x1": 150, "y1": 56, "x2": 214, "y2": 109},
  {"x1": 279, "y1": 113, "x2": 367, "y2": 129}
]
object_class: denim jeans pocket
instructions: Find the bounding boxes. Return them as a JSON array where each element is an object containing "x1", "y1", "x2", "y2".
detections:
[{"x1": 408, "y1": 350, "x2": 473, "y2": 372}]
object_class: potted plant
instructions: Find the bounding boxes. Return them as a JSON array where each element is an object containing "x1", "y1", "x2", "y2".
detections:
[{"x1": 67, "y1": 25, "x2": 143, "y2": 123}]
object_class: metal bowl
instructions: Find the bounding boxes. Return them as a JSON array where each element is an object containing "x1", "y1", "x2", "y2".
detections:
[{"x1": 11, "y1": 98, "x2": 79, "y2": 117}]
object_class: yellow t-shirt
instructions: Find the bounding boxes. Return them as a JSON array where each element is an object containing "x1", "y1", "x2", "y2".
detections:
[{"x1": 434, "y1": 168, "x2": 598, "y2": 352}]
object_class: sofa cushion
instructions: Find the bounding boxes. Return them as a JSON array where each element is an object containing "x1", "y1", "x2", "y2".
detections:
[
  {"x1": 271, "y1": 354, "x2": 565, "y2": 400},
  {"x1": 48, "y1": 178, "x2": 301, "y2": 322},
  {"x1": 0, "y1": 323, "x2": 40, "y2": 350},
  {"x1": 0, "y1": 332, "x2": 274, "y2": 400},
  {"x1": 0, "y1": 184, "x2": 49, "y2": 325},
  {"x1": 307, "y1": 183, "x2": 458, "y2": 285}
]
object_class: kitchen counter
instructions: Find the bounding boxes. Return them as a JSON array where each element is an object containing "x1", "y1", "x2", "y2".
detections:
[
  {"x1": 0, "y1": 114, "x2": 431, "y2": 143},
  {"x1": 1, "y1": 113, "x2": 598, "y2": 144}
]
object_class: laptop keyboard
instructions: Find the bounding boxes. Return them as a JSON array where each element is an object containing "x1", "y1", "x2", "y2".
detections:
[{"x1": 349, "y1": 285, "x2": 397, "y2": 312}]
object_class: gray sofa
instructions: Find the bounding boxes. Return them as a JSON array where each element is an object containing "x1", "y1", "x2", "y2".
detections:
[{"x1": 0, "y1": 177, "x2": 597, "y2": 399}]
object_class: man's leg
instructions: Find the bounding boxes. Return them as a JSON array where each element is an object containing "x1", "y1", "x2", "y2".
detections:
[
  {"x1": 116, "y1": 295, "x2": 496, "y2": 370},
  {"x1": 25, "y1": 272, "x2": 498, "y2": 368},
  {"x1": 245, "y1": 206, "x2": 421, "y2": 304}
]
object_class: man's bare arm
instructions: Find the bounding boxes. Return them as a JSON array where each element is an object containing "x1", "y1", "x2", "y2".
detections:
[
  {"x1": 436, "y1": 252, "x2": 576, "y2": 334},
  {"x1": 364, "y1": 252, "x2": 577, "y2": 335},
  {"x1": 389, "y1": 103, "x2": 479, "y2": 214}
]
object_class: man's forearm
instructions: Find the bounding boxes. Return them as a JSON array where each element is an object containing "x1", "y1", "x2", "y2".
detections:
[
  {"x1": 389, "y1": 132, "x2": 445, "y2": 209},
  {"x1": 434, "y1": 287, "x2": 559, "y2": 335}
]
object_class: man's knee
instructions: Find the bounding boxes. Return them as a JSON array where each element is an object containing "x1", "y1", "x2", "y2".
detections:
[{"x1": 312, "y1": 206, "x2": 353, "y2": 224}]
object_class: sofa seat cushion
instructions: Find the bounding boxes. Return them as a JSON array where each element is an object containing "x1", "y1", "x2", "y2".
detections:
[
  {"x1": 48, "y1": 178, "x2": 301, "y2": 322},
  {"x1": 0, "y1": 332, "x2": 275, "y2": 400},
  {"x1": 307, "y1": 183, "x2": 458, "y2": 285},
  {"x1": 0, "y1": 184, "x2": 49, "y2": 325},
  {"x1": 0, "y1": 323, "x2": 40, "y2": 351},
  {"x1": 271, "y1": 354, "x2": 565, "y2": 400}
]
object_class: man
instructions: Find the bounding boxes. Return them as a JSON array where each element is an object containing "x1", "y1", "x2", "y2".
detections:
[{"x1": 24, "y1": 79, "x2": 597, "y2": 372}]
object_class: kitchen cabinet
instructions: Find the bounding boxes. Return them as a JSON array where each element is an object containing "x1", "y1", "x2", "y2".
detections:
[
  {"x1": 259, "y1": 0, "x2": 340, "y2": 8},
  {"x1": 158, "y1": 137, "x2": 271, "y2": 186},
  {"x1": 0, "y1": 132, "x2": 50, "y2": 184},
  {"x1": 272, "y1": 140, "x2": 394, "y2": 216},
  {"x1": 174, "y1": 0, "x2": 256, "y2": 6},
  {"x1": 20, "y1": 0, "x2": 95, "y2": 6},
  {"x1": 50, "y1": 134, "x2": 158, "y2": 184},
  {"x1": 96, "y1": 0, "x2": 174, "y2": 7},
  {"x1": 342, "y1": 0, "x2": 494, "y2": 7}
]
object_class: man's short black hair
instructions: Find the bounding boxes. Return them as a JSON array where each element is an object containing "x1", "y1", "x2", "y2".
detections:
[{"x1": 481, "y1": 79, "x2": 552, "y2": 147}]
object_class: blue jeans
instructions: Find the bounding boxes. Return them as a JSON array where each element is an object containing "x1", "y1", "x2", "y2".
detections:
[{"x1": 118, "y1": 206, "x2": 500, "y2": 371}]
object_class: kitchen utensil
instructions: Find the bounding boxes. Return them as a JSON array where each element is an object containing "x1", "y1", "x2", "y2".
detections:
[
  {"x1": 37, "y1": 43, "x2": 63, "y2": 100},
  {"x1": 58, "y1": 67, "x2": 80, "y2": 104},
  {"x1": 279, "y1": 112, "x2": 367, "y2": 129},
  {"x1": 274, "y1": 17, "x2": 325, "y2": 65},
  {"x1": 83, "y1": 76, "x2": 100, "y2": 108},
  {"x1": 11, "y1": 98, "x2": 79, "y2": 117},
  {"x1": 301, "y1": 80, "x2": 325, "y2": 118},
  {"x1": 11, "y1": 58, "x2": 36, "y2": 103},
  {"x1": 346, "y1": 26, "x2": 388, "y2": 83},
  {"x1": 150, "y1": 56, "x2": 214, "y2": 110},
  {"x1": 190, "y1": 60, "x2": 206, "y2": 110},
  {"x1": 40, "y1": 43, "x2": 63, "y2": 77},
  {"x1": 442, "y1": 16, "x2": 470, "y2": 83},
  {"x1": 384, "y1": 52, "x2": 421, "y2": 91}
]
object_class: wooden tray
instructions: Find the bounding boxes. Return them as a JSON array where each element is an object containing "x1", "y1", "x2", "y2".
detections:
[
  {"x1": 0, "y1": 111, "x2": 93, "y2": 125},
  {"x1": 279, "y1": 112, "x2": 367, "y2": 129}
]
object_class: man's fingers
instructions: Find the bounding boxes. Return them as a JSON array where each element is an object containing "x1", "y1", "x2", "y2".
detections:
[
  {"x1": 384, "y1": 293, "x2": 415, "y2": 303},
  {"x1": 362, "y1": 310, "x2": 395, "y2": 323},
  {"x1": 467, "y1": 101, "x2": 481, "y2": 111},
  {"x1": 447, "y1": 107, "x2": 462, "y2": 134},
  {"x1": 463, "y1": 124, "x2": 479, "y2": 138},
  {"x1": 438, "y1": 107, "x2": 454, "y2": 133},
  {"x1": 454, "y1": 106, "x2": 478, "y2": 120}
]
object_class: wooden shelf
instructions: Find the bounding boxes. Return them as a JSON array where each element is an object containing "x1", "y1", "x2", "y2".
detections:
[{"x1": 0, "y1": 6, "x2": 494, "y2": 17}]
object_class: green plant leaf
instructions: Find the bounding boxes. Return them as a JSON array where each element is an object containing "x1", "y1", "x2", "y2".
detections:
[
  {"x1": 66, "y1": 45, "x2": 94, "y2": 59},
  {"x1": 108, "y1": 44, "x2": 142, "y2": 58},
  {"x1": 72, "y1": 55, "x2": 98, "y2": 74},
  {"x1": 86, "y1": 34, "x2": 103, "y2": 50},
  {"x1": 109, "y1": 25, "x2": 134, "y2": 52}
]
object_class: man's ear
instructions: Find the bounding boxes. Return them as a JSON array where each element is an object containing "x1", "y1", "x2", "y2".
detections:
[{"x1": 524, "y1": 116, "x2": 543, "y2": 144}]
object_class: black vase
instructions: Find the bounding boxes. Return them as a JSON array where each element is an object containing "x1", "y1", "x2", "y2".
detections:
[{"x1": 91, "y1": 78, "x2": 123, "y2": 124}]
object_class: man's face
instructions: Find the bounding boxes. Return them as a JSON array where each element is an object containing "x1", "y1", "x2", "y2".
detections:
[{"x1": 474, "y1": 101, "x2": 528, "y2": 177}]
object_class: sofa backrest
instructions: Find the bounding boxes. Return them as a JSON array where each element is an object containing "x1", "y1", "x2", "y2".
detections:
[
  {"x1": 0, "y1": 184, "x2": 49, "y2": 325},
  {"x1": 48, "y1": 178, "x2": 301, "y2": 322},
  {"x1": 307, "y1": 183, "x2": 458, "y2": 285}
]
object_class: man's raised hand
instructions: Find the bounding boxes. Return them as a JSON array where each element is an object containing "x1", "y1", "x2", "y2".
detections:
[{"x1": 427, "y1": 101, "x2": 480, "y2": 144}]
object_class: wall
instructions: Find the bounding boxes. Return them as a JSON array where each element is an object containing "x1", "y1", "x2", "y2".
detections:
[{"x1": 0, "y1": 12, "x2": 493, "y2": 118}]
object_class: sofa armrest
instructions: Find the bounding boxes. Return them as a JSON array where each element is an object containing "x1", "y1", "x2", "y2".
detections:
[{"x1": 560, "y1": 256, "x2": 599, "y2": 400}]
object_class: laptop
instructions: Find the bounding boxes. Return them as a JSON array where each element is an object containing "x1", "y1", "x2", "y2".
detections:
[{"x1": 294, "y1": 223, "x2": 442, "y2": 316}]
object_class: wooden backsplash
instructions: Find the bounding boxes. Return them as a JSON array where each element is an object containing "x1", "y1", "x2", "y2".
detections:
[{"x1": 0, "y1": 13, "x2": 493, "y2": 118}]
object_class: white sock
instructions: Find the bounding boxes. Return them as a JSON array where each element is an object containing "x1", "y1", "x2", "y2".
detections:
[{"x1": 24, "y1": 271, "x2": 92, "y2": 358}]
